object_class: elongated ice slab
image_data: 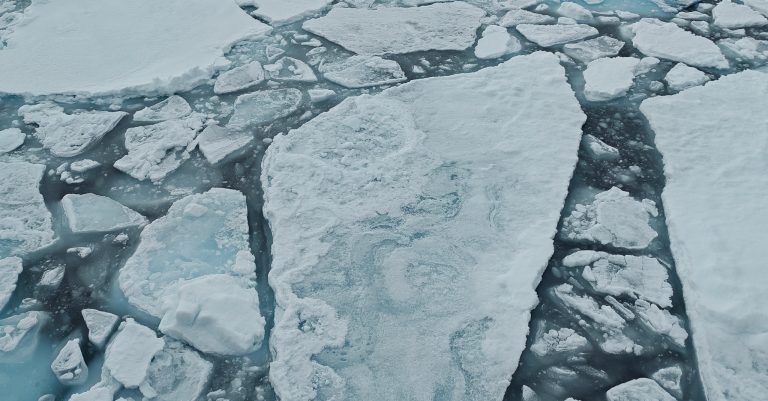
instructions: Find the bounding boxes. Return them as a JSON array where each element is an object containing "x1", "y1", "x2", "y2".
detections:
[
  {"x1": 262, "y1": 52, "x2": 586, "y2": 401},
  {"x1": 133, "y1": 96, "x2": 192, "y2": 123},
  {"x1": 61, "y1": 193, "x2": 146, "y2": 234},
  {"x1": 0, "y1": 162, "x2": 54, "y2": 258},
  {"x1": 0, "y1": 257, "x2": 22, "y2": 312},
  {"x1": 516, "y1": 24, "x2": 599, "y2": 47}
]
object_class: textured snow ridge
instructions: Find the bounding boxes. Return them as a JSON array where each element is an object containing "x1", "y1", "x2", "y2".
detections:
[
  {"x1": 302, "y1": 2, "x2": 485, "y2": 55},
  {"x1": 0, "y1": 162, "x2": 55, "y2": 258},
  {"x1": 261, "y1": 52, "x2": 586, "y2": 401},
  {"x1": 0, "y1": 0, "x2": 270, "y2": 96},
  {"x1": 641, "y1": 70, "x2": 768, "y2": 401}
]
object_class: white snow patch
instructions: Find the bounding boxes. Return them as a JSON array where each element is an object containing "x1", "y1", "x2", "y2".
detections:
[{"x1": 713, "y1": 0, "x2": 768, "y2": 29}]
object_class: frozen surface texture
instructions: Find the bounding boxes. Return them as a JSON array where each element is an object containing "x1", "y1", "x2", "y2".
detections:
[
  {"x1": 302, "y1": 2, "x2": 485, "y2": 55},
  {"x1": 133, "y1": 96, "x2": 193, "y2": 123},
  {"x1": 261, "y1": 52, "x2": 586, "y2": 401},
  {"x1": 0, "y1": 162, "x2": 54, "y2": 258},
  {"x1": 0, "y1": 0, "x2": 270, "y2": 96},
  {"x1": 0, "y1": 128, "x2": 25, "y2": 153},
  {"x1": 641, "y1": 70, "x2": 768, "y2": 401},
  {"x1": 319, "y1": 55, "x2": 407, "y2": 88},
  {"x1": 630, "y1": 18, "x2": 729, "y2": 69},
  {"x1": 61, "y1": 193, "x2": 147, "y2": 234},
  {"x1": 0, "y1": 257, "x2": 22, "y2": 313},
  {"x1": 606, "y1": 378, "x2": 675, "y2": 401}
]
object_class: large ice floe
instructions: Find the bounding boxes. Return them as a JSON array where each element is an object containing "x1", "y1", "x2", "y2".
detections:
[
  {"x1": 641, "y1": 70, "x2": 768, "y2": 401},
  {"x1": 0, "y1": 162, "x2": 55, "y2": 258},
  {"x1": 261, "y1": 52, "x2": 586, "y2": 401},
  {"x1": 0, "y1": 0, "x2": 269, "y2": 96},
  {"x1": 629, "y1": 18, "x2": 729, "y2": 69}
]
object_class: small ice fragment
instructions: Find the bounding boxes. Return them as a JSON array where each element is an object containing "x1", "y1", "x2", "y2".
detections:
[
  {"x1": 522, "y1": 385, "x2": 541, "y2": 401},
  {"x1": 652, "y1": 365, "x2": 683, "y2": 399},
  {"x1": 213, "y1": 61, "x2": 265, "y2": 95},
  {"x1": 556, "y1": 2, "x2": 594, "y2": 23},
  {"x1": 499, "y1": 8, "x2": 556, "y2": 27},
  {"x1": 530, "y1": 327, "x2": 591, "y2": 358},
  {"x1": 198, "y1": 124, "x2": 252, "y2": 165},
  {"x1": 62, "y1": 193, "x2": 147, "y2": 234},
  {"x1": 320, "y1": 55, "x2": 406, "y2": 88},
  {"x1": 104, "y1": 318, "x2": 165, "y2": 388},
  {"x1": 606, "y1": 378, "x2": 675, "y2": 401},
  {"x1": 142, "y1": 340, "x2": 213, "y2": 401},
  {"x1": 38, "y1": 266, "x2": 65, "y2": 290},
  {"x1": 228, "y1": 89, "x2": 303, "y2": 129},
  {"x1": 582, "y1": 134, "x2": 620, "y2": 161},
  {"x1": 247, "y1": 0, "x2": 332, "y2": 26},
  {"x1": 583, "y1": 57, "x2": 641, "y2": 101},
  {"x1": 82, "y1": 309, "x2": 119, "y2": 349},
  {"x1": 0, "y1": 311, "x2": 50, "y2": 362},
  {"x1": 664, "y1": 63, "x2": 709, "y2": 91},
  {"x1": 562, "y1": 36, "x2": 625, "y2": 64},
  {"x1": 265, "y1": 45, "x2": 285, "y2": 62},
  {"x1": 51, "y1": 339, "x2": 88, "y2": 385},
  {"x1": 0, "y1": 257, "x2": 22, "y2": 312},
  {"x1": 69, "y1": 159, "x2": 101, "y2": 173},
  {"x1": 713, "y1": 0, "x2": 768, "y2": 29},
  {"x1": 632, "y1": 300, "x2": 688, "y2": 347},
  {"x1": 133, "y1": 96, "x2": 192, "y2": 123},
  {"x1": 474, "y1": 25, "x2": 522, "y2": 59},
  {"x1": 0, "y1": 128, "x2": 25, "y2": 153},
  {"x1": 66, "y1": 247, "x2": 92, "y2": 258},
  {"x1": 516, "y1": 24, "x2": 599, "y2": 47},
  {"x1": 744, "y1": 0, "x2": 768, "y2": 17},
  {"x1": 308, "y1": 88, "x2": 335, "y2": 103},
  {"x1": 264, "y1": 57, "x2": 316, "y2": 82}
]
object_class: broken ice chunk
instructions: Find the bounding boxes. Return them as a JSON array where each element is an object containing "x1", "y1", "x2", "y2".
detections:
[
  {"x1": 301, "y1": 2, "x2": 484, "y2": 55},
  {"x1": 713, "y1": 0, "x2": 768, "y2": 29},
  {"x1": 632, "y1": 300, "x2": 688, "y2": 347},
  {"x1": 0, "y1": 128, "x2": 24, "y2": 153},
  {"x1": 213, "y1": 61, "x2": 265, "y2": 95},
  {"x1": 264, "y1": 57, "x2": 317, "y2": 82},
  {"x1": 133, "y1": 96, "x2": 192, "y2": 123},
  {"x1": 583, "y1": 57, "x2": 641, "y2": 101},
  {"x1": 308, "y1": 88, "x2": 335, "y2": 103},
  {"x1": 530, "y1": 327, "x2": 591, "y2": 358},
  {"x1": 51, "y1": 338, "x2": 88, "y2": 385},
  {"x1": 522, "y1": 385, "x2": 541, "y2": 401},
  {"x1": 561, "y1": 187, "x2": 658, "y2": 250},
  {"x1": 18, "y1": 103, "x2": 126, "y2": 157},
  {"x1": 745, "y1": 0, "x2": 768, "y2": 16},
  {"x1": 474, "y1": 25, "x2": 522, "y2": 59},
  {"x1": 104, "y1": 318, "x2": 165, "y2": 388},
  {"x1": 718, "y1": 37, "x2": 768, "y2": 65},
  {"x1": 228, "y1": 89, "x2": 303, "y2": 129},
  {"x1": 197, "y1": 124, "x2": 252, "y2": 165},
  {"x1": 61, "y1": 193, "x2": 147, "y2": 234},
  {"x1": 319, "y1": 55, "x2": 406, "y2": 88},
  {"x1": 246, "y1": 0, "x2": 333, "y2": 26},
  {"x1": 141, "y1": 339, "x2": 213, "y2": 401},
  {"x1": 0, "y1": 257, "x2": 22, "y2": 312},
  {"x1": 0, "y1": 311, "x2": 50, "y2": 362},
  {"x1": 38, "y1": 266, "x2": 65, "y2": 291},
  {"x1": 0, "y1": 162, "x2": 55, "y2": 258},
  {"x1": 82, "y1": 309, "x2": 119, "y2": 349},
  {"x1": 113, "y1": 116, "x2": 203, "y2": 182},
  {"x1": 664, "y1": 63, "x2": 709, "y2": 91},
  {"x1": 606, "y1": 378, "x2": 675, "y2": 401},
  {"x1": 516, "y1": 24, "x2": 598, "y2": 47},
  {"x1": 499, "y1": 8, "x2": 556, "y2": 27},
  {"x1": 556, "y1": 2, "x2": 594, "y2": 23},
  {"x1": 562, "y1": 36, "x2": 625, "y2": 64},
  {"x1": 582, "y1": 134, "x2": 620, "y2": 161},
  {"x1": 630, "y1": 18, "x2": 729, "y2": 69},
  {"x1": 159, "y1": 274, "x2": 264, "y2": 355},
  {"x1": 652, "y1": 365, "x2": 683, "y2": 399},
  {"x1": 69, "y1": 159, "x2": 101, "y2": 173}
]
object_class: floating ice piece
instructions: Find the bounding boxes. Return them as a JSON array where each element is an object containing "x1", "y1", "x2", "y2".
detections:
[
  {"x1": 133, "y1": 96, "x2": 192, "y2": 123},
  {"x1": 82, "y1": 309, "x2": 119, "y2": 349},
  {"x1": 0, "y1": 0, "x2": 270, "y2": 96},
  {"x1": 474, "y1": 25, "x2": 522, "y2": 59},
  {"x1": 664, "y1": 63, "x2": 709, "y2": 91},
  {"x1": 0, "y1": 257, "x2": 22, "y2": 312},
  {"x1": 717, "y1": 36, "x2": 768, "y2": 64},
  {"x1": 744, "y1": 0, "x2": 768, "y2": 17},
  {"x1": 113, "y1": 116, "x2": 203, "y2": 182},
  {"x1": 104, "y1": 319, "x2": 165, "y2": 388},
  {"x1": 61, "y1": 193, "x2": 146, "y2": 234},
  {"x1": 142, "y1": 339, "x2": 213, "y2": 401},
  {"x1": 213, "y1": 61, "x2": 265, "y2": 95},
  {"x1": 563, "y1": 251, "x2": 672, "y2": 308},
  {"x1": 198, "y1": 124, "x2": 252, "y2": 164},
  {"x1": 159, "y1": 274, "x2": 264, "y2": 356},
  {"x1": 499, "y1": 8, "x2": 556, "y2": 26},
  {"x1": 516, "y1": 24, "x2": 599, "y2": 47},
  {"x1": 70, "y1": 159, "x2": 100, "y2": 173},
  {"x1": 562, "y1": 36, "x2": 625, "y2": 64},
  {"x1": 262, "y1": 52, "x2": 586, "y2": 401},
  {"x1": 51, "y1": 339, "x2": 88, "y2": 386},
  {"x1": 713, "y1": 0, "x2": 768, "y2": 29},
  {"x1": 38, "y1": 266, "x2": 65, "y2": 290},
  {"x1": 652, "y1": 365, "x2": 683, "y2": 399},
  {"x1": 320, "y1": 55, "x2": 407, "y2": 88},
  {"x1": 561, "y1": 187, "x2": 658, "y2": 250},
  {"x1": 583, "y1": 57, "x2": 641, "y2": 101},
  {"x1": 119, "y1": 188, "x2": 255, "y2": 317},
  {"x1": 640, "y1": 70, "x2": 768, "y2": 400},
  {"x1": 582, "y1": 134, "x2": 620, "y2": 161},
  {"x1": 530, "y1": 328, "x2": 591, "y2": 358},
  {"x1": 556, "y1": 2, "x2": 594, "y2": 22},
  {"x1": 634, "y1": 300, "x2": 688, "y2": 348},
  {"x1": 606, "y1": 378, "x2": 675, "y2": 401},
  {"x1": 0, "y1": 128, "x2": 24, "y2": 153},
  {"x1": 522, "y1": 385, "x2": 541, "y2": 401},
  {"x1": 18, "y1": 103, "x2": 126, "y2": 157},
  {"x1": 245, "y1": 0, "x2": 332, "y2": 25},
  {"x1": 265, "y1": 57, "x2": 317, "y2": 82},
  {"x1": 302, "y1": 2, "x2": 485, "y2": 55},
  {"x1": 0, "y1": 162, "x2": 55, "y2": 258},
  {"x1": 630, "y1": 18, "x2": 728, "y2": 69},
  {"x1": 308, "y1": 88, "x2": 335, "y2": 103},
  {"x1": 69, "y1": 374, "x2": 121, "y2": 401},
  {"x1": 228, "y1": 89, "x2": 303, "y2": 129},
  {"x1": 0, "y1": 311, "x2": 50, "y2": 361}
]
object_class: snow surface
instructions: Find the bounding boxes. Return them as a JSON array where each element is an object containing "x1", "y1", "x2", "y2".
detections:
[
  {"x1": 516, "y1": 24, "x2": 599, "y2": 47},
  {"x1": 133, "y1": 96, "x2": 192, "y2": 123},
  {"x1": 664, "y1": 63, "x2": 709, "y2": 91},
  {"x1": 302, "y1": 2, "x2": 485, "y2": 55},
  {"x1": 0, "y1": 257, "x2": 22, "y2": 313},
  {"x1": 630, "y1": 18, "x2": 729, "y2": 69},
  {"x1": 582, "y1": 57, "x2": 641, "y2": 101},
  {"x1": 606, "y1": 378, "x2": 675, "y2": 401},
  {"x1": 319, "y1": 55, "x2": 407, "y2": 88},
  {"x1": 713, "y1": 0, "x2": 768, "y2": 29},
  {"x1": 262, "y1": 52, "x2": 586, "y2": 401},
  {"x1": 104, "y1": 319, "x2": 165, "y2": 388},
  {"x1": 641, "y1": 69, "x2": 768, "y2": 401},
  {"x1": 530, "y1": 328, "x2": 591, "y2": 358},
  {"x1": 562, "y1": 36, "x2": 625, "y2": 64},
  {"x1": 213, "y1": 61, "x2": 265, "y2": 95},
  {"x1": 745, "y1": 0, "x2": 768, "y2": 17},
  {"x1": 61, "y1": 193, "x2": 146, "y2": 234},
  {"x1": 0, "y1": 128, "x2": 24, "y2": 153},
  {"x1": 474, "y1": 25, "x2": 522, "y2": 59},
  {"x1": 0, "y1": 162, "x2": 54, "y2": 258}
]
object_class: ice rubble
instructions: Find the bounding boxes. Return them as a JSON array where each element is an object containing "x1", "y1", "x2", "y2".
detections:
[
  {"x1": 664, "y1": 63, "x2": 709, "y2": 91},
  {"x1": 0, "y1": 257, "x2": 22, "y2": 312},
  {"x1": 0, "y1": 162, "x2": 55, "y2": 258},
  {"x1": 82, "y1": 308, "x2": 119, "y2": 349},
  {"x1": 561, "y1": 187, "x2": 658, "y2": 250},
  {"x1": 18, "y1": 103, "x2": 126, "y2": 157},
  {"x1": 265, "y1": 57, "x2": 317, "y2": 82},
  {"x1": 582, "y1": 57, "x2": 641, "y2": 101},
  {"x1": 240, "y1": 0, "x2": 333, "y2": 25},
  {"x1": 530, "y1": 328, "x2": 591, "y2": 358},
  {"x1": 262, "y1": 53, "x2": 586, "y2": 401},
  {"x1": 562, "y1": 36, "x2": 625, "y2": 64},
  {"x1": 712, "y1": 0, "x2": 768, "y2": 29},
  {"x1": 606, "y1": 378, "x2": 675, "y2": 401},
  {"x1": 319, "y1": 55, "x2": 407, "y2": 88},
  {"x1": 0, "y1": 128, "x2": 24, "y2": 153},
  {"x1": 228, "y1": 89, "x2": 303, "y2": 129},
  {"x1": 582, "y1": 134, "x2": 620, "y2": 161},
  {"x1": 516, "y1": 24, "x2": 599, "y2": 47},
  {"x1": 302, "y1": 2, "x2": 485, "y2": 55},
  {"x1": 213, "y1": 61, "x2": 266, "y2": 95},
  {"x1": 474, "y1": 25, "x2": 522, "y2": 60},
  {"x1": 51, "y1": 339, "x2": 88, "y2": 386},
  {"x1": 629, "y1": 19, "x2": 729, "y2": 69},
  {"x1": 198, "y1": 124, "x2": 253, "y2": 165},
  {"x1": 652, "y1": 365, "x2": 683, "y2": 398},
  {"x1": 641, "y1": 70, "x2": 768, "y2": 401},
  {"x1": 133, "y1": 96, "x2": 192, "y2": 123},
  {"x1": 61, "y1": 193, "x2": 146, "y2": 234}
]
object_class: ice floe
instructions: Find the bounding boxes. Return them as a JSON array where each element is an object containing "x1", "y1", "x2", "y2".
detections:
[
  {"x1": 265, "y1": 57, "x2": 317, "y2": 82},
  {"x1": 530, "y1": 328, "x2": 591, "y2": 358},
  {"x1": 0, "y1": 128, "x2": 24, "y2": 153},
  {"x1": 0, "y1": 162, "x2": 55, "y2": 258},
  {"x1": 319, "y1": 55, "x2": 407, "y2": 88},
  {"x1": 606, "y1": 378, "x2": 675, "y2": 401},
  {"x1": 630, "y1": 18, "x2": 729, "y2": 69},
  {"x1": 198, "y1": 124, "x2": 253, "y2": 165},
  {"x1": 713, "y1": 0, "x2": 768, "y2": 29},
  {"x1": 664, "y1": 63, "x2": 709, "y2": 91},
  {"x1": 262, "y1": 52, "x2": 586, "y2": 401},
  {"x1": 242, "y1": 0, "x2": 332, "y2": 25},
  {"x1": 133, "y1": 96, "x2": 192, "y2": 123},
  {"x1": 82, "y1": 308, "x2": 119, "y2": 349},
  {"x1": 0, "y1": 257, "x2": 22, "y2": 312},
  {"x1": 213, "y1": 61, "x2": 266, "y2": 95},
  {"x1": 61, "y1": 193, "x2": 146, "y2": 234},
  {"x1": 474, "y1": 25, "x2": 522, "y2": 59},
  {"x1": 499, "y1": 8, "x2": 556, "y2": 27},
  {"x1": 51, "y1": 339, "x2": 88, "y2": 386},
  {"x1": 516, "y1": 24, "x2": 599, "y2": 47},
  {"x1": 228, "y1": 89, "x2": 303, "y2": 129},
  {"x1": 583, "y1": 57, "x2": 641, "y2": 101},
  {"x1": 562, "y1": 36, "x2": 625, "y2": 64},
  {"x1": 105, "y1": 318, "x2": 165, "y2": 388},
  {"x1": 582, "y1": 134, "x2": 620, "y2": 161}
]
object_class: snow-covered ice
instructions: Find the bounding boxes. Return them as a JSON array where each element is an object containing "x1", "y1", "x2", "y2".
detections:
[
  {"x1": 713, "y1": 0, "x2": 768, "y2": 29},
  {"x1": 243, "y1": 0, "x2": 332, "y2": 25},
  {"x1": 319, "y1": 55, "x2": 407, "y2": 88},
  {"x1": 562, "y1": 36, "x2": 625, "y2": 64},
  {"x1": 583, "y1": 57, "x2": 641, "y2": 101},
  {"x1": 606, "y1": 378, "x2": 675, "y2": 401},
  {"x1": 213, "y1": 61, "x2": 266, "y2": 95},
  {"x1": 516, "y1": 24, "x2": 599, "y2": 47},
  {"x1": 652, "y1": 365, "x2": 683, "y2": 398},
  {"x1": 61, "y1": 193, "x2": 146, "y2": 234},
  {"x1": 82, "y1": 309, "x2": 119, "y2": 349},
  {"x1": 582, "y1": 134, "x2": 620, "y2": 161},
  {"x1": 50, "y1": 339, "x2": 88, "y2": 386},
  {"x1": 664, "y1": 63, "x2": 709, "y2": 91},
  {"x1": 630, "y1": 18, "x2": 729, "y2": 69},
  {"x1": 530, "y1": 328, "x2": 591, "y2": 358},
  {"x1": 228, "y1": 89, "x2": 303, "y2": 129},
  {"x1": 745, "y1": 0, "x2": 768, "y2": 16},
  {"x1": 265, "y1": 57, "x2": 317, "y2": 82},
  {"x1": 133, "y1": 96, "x2": 192, "y2": 123},
  {"x1": 474, "y1": 25, "x2": 522, "y2": 59},
  {"x1": 0, "y1": 162, "x2": 55, "y2": 258},
  {"x1": 302, "y1": 2, "x2": 485, "y2": 55},
  {"x1": 641, "y1": 69, "x2": 768, "y2": 401},
  {"x1": 632, "y1": 300, "x2": 688, "y2": 347},
  {"x1": 262, "y1": 52, "x2": 586, "y2": 401},
  {"x1": 0, "y1": 311, "x2": 50, "y2": 363},
  {"x1": 0, "y1": 0, "x2": 270, "y2": 96},
  {"x1": 18, "y1": 103, "x2": 126, "y2": 157},
  {"x1": 556, "y1": 2, "x2": 594, "y2": 23},
  {"x1": 0, "y1": 128, "x2": 24, "y2": 153},
  {"x1": 499, "y1": 8, "x2": 556, "y2": 27},
  {"x1": 198, "y1": 124, "x2": 253, "y2": 164},
  {"x1": 0, "y1": 257, "x2": 22, "y2": 313},
  {"x1": 104, "y1": 318, "x2": 165, "y2": 388}
]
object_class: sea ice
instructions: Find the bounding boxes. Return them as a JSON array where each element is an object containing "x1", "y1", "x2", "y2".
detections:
[
  {"x1": 0, "y1": 0, "x2": 270, "y2": 96},
  {"x1": 582, "y1": 134, "x2": 620, "y2": 161},
  {"x1": 641, "y1": 69, "x2": 768, "y2": 401},
  {"x1": 712, "y1": 0, "x2": 768, "y2": 29},
  {"x1": 0, "y1": 257, "x2": 22, "y2": 312},
  {"x1": 606, "y1": 378, "x2": 675, "y2": 401},
  {"x1": 18, "y1": 103, "x2": 126, "y2": 157},
  {"x1": 745, "y1": 0, "x2": 768, "y2": 16},
  {"x1": 113, "y1": 116, "x2": 204, "y2": 182},
  {"x1": 61, "y1": 193, "x2": 147, "y2": 234},
  {"x1": 516, "y1": 24, "x2": 599, "y2": 47},
  {"x1": 119, "y1": 188, "x2": 256, "y2": 318},
  {"x1": 0, "y1": 311, "x2": 50, "y2": 362},
  {"x1": 630, "y1": 18, "x2": 729, "y2": 69},
  {"x1": 141, "y1": 339, "x2": 213, "y2": 401},
  {"x1": 213, "y1": 61, "x2": 265, "y2": 95},
  {"x1": 652, "y1": 365, "x2": 683, "y2": 398},
  {"x1": 82, "y1": 309, "x2": 119, "y2": 349},
  {"x1": 228, "y1": 89, "x2": 303, "y2": 129},
  {"x1": 562, "y1": 36, "x2": 625, "y2": 64},
  {"x1": 243, "y1": 0, "x2": 332, "y2": 25},
  {"x1": 556, "y1": 2, "x2": 594, "y2": 23},
  {"x1": 104, "y1": 318, "x2": 165, "y2": 388},
  {"x1": 561, "y1": 187, "x2": 658, "y2": 250},
  {"x1": 718, "y1": 37, "x2": 768, "y2": 65},
  {"x1": 320, "y1": 55, "x2": 406, "y2": 88},
  {"x1": 302, "y1": 2, "x2": 485, "y2": 55},
  {"x1": 265, "y1": 57, "x2": 317, "y2": 82},
  {"x1": 38, "y1": 266, "x2": 65, "y2": 290},
  {"x1": 632, "y1": 300, "x2": 687, "y2": 347},
  {"x1": 0, "y1": 162, "x2": 55, "y2": 258},
  {"x1": 0, "y1": 128, "x2": 24, "y2": 153},
  {"x1": 474, "y1": 25, "x2": 522, "y2": 59},
  {"x1": 133, "y1": 96, "x2": 192, "y2": 123},
  {"x1": 499, "y1": 8, "x2": 556, "y2": 26},
  {"x1": 582, "y1": 57, "x2": 641, "y2": 101},
  {"x1": 262, "y1": 52, "x2": 586, "y2": 401},
  {"x1": 530, "y1": 328, "x2": 591, "y2": 358},
  {"x1": 308, "y1": 88, "x2": 336, "y2": 103},
  {"x1": 197, "y1": 124, "x2": 253, "y2": 164},
  {"x1": 664, "y1": 63, "x2": 709, "y2": 91},
  {"x1": 51, "y1": 339, "x2": 88, "y2": 386}
]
